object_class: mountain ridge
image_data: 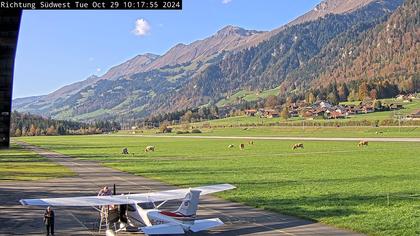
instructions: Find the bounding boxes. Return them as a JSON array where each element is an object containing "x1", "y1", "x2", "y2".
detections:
[
  {"x1": 13, "y1": 0, "x2": 409, "y2": 121},
  {"x1": 17, "y1": 0, "x2": 379, "y2": 106}
]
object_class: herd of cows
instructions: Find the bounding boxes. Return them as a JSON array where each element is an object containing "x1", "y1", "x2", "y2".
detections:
[
  {"x1": 121, "y1": 145, "x2": 155, "y2": 155},
  {"x1": 120, "y1": 140, "x2": 369, "y2": 155}
]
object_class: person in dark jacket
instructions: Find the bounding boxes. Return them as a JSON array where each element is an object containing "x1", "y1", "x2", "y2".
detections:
[{"x1": 43, "y1": 206, "x2": 55, "y2": 236}]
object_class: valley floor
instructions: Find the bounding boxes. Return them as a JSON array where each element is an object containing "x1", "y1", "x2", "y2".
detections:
[
  {"x1": 13, "y1": 134, "x2": 420, "y2": 236},
  {"x1": 0, "y1": 142, "x2": 360, "y2": 236}
]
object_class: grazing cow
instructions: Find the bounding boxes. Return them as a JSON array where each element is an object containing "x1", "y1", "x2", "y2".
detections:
[
  {"x1": 249, "y1": 141, "x2": 254, "y2": 145},
  {"x1": 122, "y1": 148, "x2": 129, "y2": 155},
  {"x1": 228, "y1": 144, "x2": 234, "y2": 148},
  {"x1": 144, "y1": 146, "x2": 155, "y2": 152},
  {"x1": 358, "y1": 141, "x2": 368, "y2": 147},
  {"x1": 375, "y1": 131, "x2": 383, "y2": 134},
  {"x1": 292, "y1": 143, "x2": 304, "y2": 150},
  {"x1": 240, "y1": 144, "x2": 245, "y2": 150}
]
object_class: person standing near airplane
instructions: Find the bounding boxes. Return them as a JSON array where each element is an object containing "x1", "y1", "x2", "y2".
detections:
[
  {"x1": 98, "y1": 186, "x2": 112, "y2": 196},
  {"x1": 43, "y1": 206, "x2": 55, "y2": 236}
]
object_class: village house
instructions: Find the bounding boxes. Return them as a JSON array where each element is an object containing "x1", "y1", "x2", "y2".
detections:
[
  {"x1": 286, "y1": 103, "x2": 300, "y2": 117},
  {"x1": 244, "y1": 109, "x2": 257, "y2": 116},
  {"x1": 302, "y1": 110, "x2": 315, "y2": 120},
  {"x1": 362, "y1": 105, "x2": 375, "y2": 113},
  {"x1": 396, "y1": 94, "x2": 405, "y2": 100},
  {"x1": 396, "y1": 94, "x2": 416, "y2": 101},
  {"x1": 263, "y1": 109, "x2": 280, "y2": 118},
  {"x1": 396, "y1": 94, "x2": 417, "y2": 103},
  {"x1": 288, "y1": 109, "x2": 299, "y2": 117},
  {"x1": 244, "y1": 108, "x2": 280, "y2": 118},
  {"x1": 345, "y1": 105, "x2": 360, "y2": 115},
  {"x1": 389, "y1": 103, "x2": 403, "y2": 110},
  {"x1": 326, "y1": 111, "x2": 346, "y2": 119},
  {"x1": 313, "y1": 109, "x2": 326, "y2": 118}
]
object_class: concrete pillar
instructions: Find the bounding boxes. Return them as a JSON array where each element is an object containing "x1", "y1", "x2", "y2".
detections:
[{"x1": 0, "y1": 10, "x2": 22, "y2": 148}]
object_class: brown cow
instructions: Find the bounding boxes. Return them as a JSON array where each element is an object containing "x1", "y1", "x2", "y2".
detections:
[
  {"x1": 292, "y1": 143, "x2": 304, "y2": 150},
  {"x1": 358, "y1": 141, "x2": 368, "y2": 147},
  {"x1": 240, "y1": 144, "x2": 245, "y2": 150},
  {"x1": 249, "y1": 140, "x2": 254, "y2": 145}
]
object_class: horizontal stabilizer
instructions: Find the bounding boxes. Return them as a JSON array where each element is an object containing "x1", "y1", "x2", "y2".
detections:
[
  {"x1": 141, "y1": 223, "x2": 185, "y2": 235},
  {"x1": 190, "y1": 218, "x2": 224, "y2": 232}
]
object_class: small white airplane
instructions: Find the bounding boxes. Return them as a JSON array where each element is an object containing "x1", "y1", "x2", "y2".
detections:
[{"x1": 20, "y1": 184, "x2": 235, "y2": 235}]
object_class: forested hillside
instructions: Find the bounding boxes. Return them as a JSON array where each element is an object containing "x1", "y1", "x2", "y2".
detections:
[
  {"x1": 317, "y1": 0, "x2": 419, "y2": 85},
  {"x1": 170, "y1": 0, "x2": 405, "y2": 108}
]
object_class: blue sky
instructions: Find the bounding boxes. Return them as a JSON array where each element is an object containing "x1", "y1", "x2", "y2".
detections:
[{"x1": 13, "y1": 0, "x2": 321, "y2": 98}]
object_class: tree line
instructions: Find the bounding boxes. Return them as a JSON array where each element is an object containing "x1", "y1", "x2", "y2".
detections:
[
  {"x1": 10, "y1": 111, "x2": 120, "y2": 137},
  {"x1": 139, "y1": 105, "x2": 220, "y2": 127}
]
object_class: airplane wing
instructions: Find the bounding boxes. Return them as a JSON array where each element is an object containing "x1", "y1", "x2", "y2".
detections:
[
  {"x1": 20, "y1": 184, "x2": 235, "y2": 207},
  {"x1": 20, "y1": 195, "x2": 135, "y2": 207},
  {"x1": 126, "y1": 183, "x2": 236, "y2": 203}
]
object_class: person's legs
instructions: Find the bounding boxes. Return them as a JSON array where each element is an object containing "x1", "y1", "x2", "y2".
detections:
[
  {"x1": 46, "y1": 224, "x2": 50, "y2": 236},
  {"x1": 51, "y1": 223, "x2": 54, "y2": 235}
]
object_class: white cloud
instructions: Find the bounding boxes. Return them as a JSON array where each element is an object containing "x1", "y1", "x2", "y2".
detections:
[
  {"x1": 222, "y1": 0, "x2": 232, "y2": 4},
  {"x1": 96, "y1": 68, "x2": 101, "y2": 72},
  {"x1": 133, "y1": 18, "x2": 151, "y2": 36}
]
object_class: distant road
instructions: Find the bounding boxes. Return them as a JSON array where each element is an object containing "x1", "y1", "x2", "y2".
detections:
[{"x1": 112, "y1": 135, "x2": 420, "y2": 142}]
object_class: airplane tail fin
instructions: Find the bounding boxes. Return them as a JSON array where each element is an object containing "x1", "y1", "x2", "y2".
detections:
[{"x1": 175, "y1": 189, "x2": 201, "y2": 216}]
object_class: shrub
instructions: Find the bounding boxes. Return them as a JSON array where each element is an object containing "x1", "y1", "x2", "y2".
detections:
[
  {"x1": 191, "y1": 129, "x2": 202, "y2": 133},
  {"x1": 176, "y1": 130, "x2": 190, "y2": 134},
  {"x1": 163, "y1": 127, "x2": 172, "y2": 133}
]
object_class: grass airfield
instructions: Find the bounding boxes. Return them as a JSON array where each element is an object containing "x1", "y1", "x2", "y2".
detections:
[
  {"x1": 0, "y1": 144, "x2": 74, "y2": 181},
  {"x1": 14, "y1": 134, "x2": 420, "y2": 236}
]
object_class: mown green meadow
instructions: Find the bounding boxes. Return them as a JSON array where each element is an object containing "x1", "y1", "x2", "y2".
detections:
[
  {"x1": 15, "y1": 135, "x2": 420, "y2": 236},
  {"x1": 0, "y1": 144, "x2": 74, "y2": 181},
  {"x1": 195, "y1": 126, "x2": 420, "y2": 137},
  {"x1": 120, "y1": 126, "x2": 420, "y2": 138}
]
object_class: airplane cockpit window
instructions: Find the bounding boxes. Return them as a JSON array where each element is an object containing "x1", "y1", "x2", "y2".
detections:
[
  {"x1": 126, "y1": 204, "x2": 136, "y2": 212},
  {"x1": 138, "y1": 202, "x2": 155, "y2": 210}
]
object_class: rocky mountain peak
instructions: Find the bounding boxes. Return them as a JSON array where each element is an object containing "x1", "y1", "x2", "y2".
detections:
[
  {"x1": 314, "y1": 0, "x2": 375, "y2": 13},
  {"x1": 216, "y1": 25, "x2": 262, "y2": 37}
]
